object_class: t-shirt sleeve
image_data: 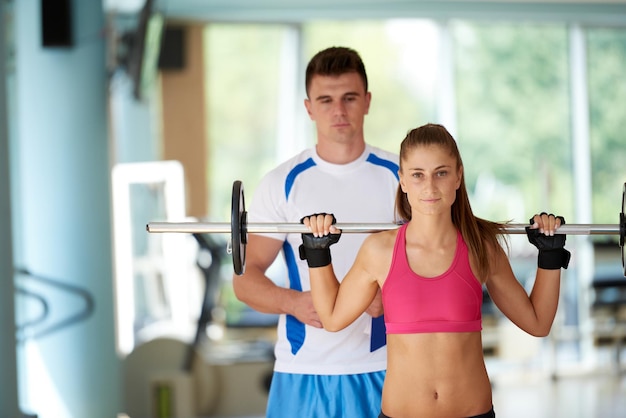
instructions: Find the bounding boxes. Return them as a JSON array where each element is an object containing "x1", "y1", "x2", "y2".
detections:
[{"x1": 247, "y1": 172, "x2": 287, "y2": 243}]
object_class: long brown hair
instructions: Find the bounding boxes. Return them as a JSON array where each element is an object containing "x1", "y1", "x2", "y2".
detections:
[{"x1": 395, "y1": 123, "x2": 509, "y2": 281}]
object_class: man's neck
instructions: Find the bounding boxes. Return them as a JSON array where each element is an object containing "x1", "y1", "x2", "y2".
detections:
[{"x1": 315, "y1": 139, "x2": 366, "y2": 165}]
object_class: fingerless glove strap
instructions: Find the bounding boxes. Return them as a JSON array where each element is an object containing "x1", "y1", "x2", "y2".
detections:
[
  {"x1": 536, "y1": 247, "x2": 572, "y2": 270},
  {"x1": 299, "y1": 244, "x2": 332, "y2": 268}
]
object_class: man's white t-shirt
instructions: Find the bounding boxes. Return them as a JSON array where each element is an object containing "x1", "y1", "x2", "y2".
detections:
[{"x1": 249, "y1": 144, "x2": 399, "y2": 375}]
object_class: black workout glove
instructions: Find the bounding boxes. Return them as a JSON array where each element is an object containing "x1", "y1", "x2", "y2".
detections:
[
  {"x1": 299, "y1": 213, "x2": 342, "y2": 268},
  {"x1": 525, "y1": 214, "x2": 571, "y2": 270}
]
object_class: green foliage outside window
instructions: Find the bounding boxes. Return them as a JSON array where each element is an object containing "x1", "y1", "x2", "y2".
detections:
[
  {"x1": 205, "y1": 20, "x2": 626, "y2": 234},
  {"x1": 587, "y1": 28, "x2": 626, "y2": 229}
]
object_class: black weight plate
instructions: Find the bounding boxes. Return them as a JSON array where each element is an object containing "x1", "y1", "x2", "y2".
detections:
[{"x1": 231, "y1": 180, "x2": 247, "y2": 275}]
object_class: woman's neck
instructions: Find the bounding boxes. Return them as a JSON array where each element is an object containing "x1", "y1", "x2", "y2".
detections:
[{"x1": 405, "y1": 215, "x2": 457, "y2": 246}]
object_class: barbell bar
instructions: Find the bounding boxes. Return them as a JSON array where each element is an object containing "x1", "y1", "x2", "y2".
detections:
[
  {"x1": 147, "y1": 221, "x2": 622, "y2": 236},
  {"x1": 147, "y1": 180, "x2": 626, "y2": 277}
]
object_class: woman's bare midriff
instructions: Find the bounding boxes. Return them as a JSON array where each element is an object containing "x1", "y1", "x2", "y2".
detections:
[{"x1": 381, "y1": 332, "x2": 493, "y2": 418}]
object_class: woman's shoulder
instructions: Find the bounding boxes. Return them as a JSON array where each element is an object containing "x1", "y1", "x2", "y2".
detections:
[
  {"x1": 362, "y1": 228, "x2": 400, "y2": 252},
  {"x1": 355, "y1": 228, "x2": 398, "y2": 282}
]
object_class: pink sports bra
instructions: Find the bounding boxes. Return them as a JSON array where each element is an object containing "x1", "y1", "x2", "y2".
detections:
[{"x1": 382, "y1": 223, "x2": 483, "y2": 334}]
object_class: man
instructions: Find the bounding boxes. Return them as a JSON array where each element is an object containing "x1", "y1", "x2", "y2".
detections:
[{"x1": 233, "y1": 46, "x2": 399, "y2": 418}]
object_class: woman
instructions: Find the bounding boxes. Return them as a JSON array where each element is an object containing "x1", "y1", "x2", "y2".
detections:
[{"x1": 299, "y1": 123, "x2": 570, "y2": 418}]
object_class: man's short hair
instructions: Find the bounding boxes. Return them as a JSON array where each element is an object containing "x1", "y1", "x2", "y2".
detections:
[{"x1": 305, "y1": 46, "x2": 368, "y2": 97}]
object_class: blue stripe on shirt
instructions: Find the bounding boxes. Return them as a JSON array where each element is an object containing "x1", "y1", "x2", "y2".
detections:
[
  {"x1": 283, "y1": 241, "x2": 305, "y2": 354},
  {"x1": 285, "y1": 157, "x2": 316, "y2": 200},
  {"x1": 365, "y1": 152, "x2": 397, "y2": 351},
  {"x1": 282, "y1": 159, "x2": 317, "y2": 355},
  {"x1": 366, "y1": 152, "x2": 399, "y2": 180}
]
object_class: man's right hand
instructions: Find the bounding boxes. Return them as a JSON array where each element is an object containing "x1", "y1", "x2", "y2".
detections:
[{"x1": 291, "y1": 290, "x2": 323, "y2": 328}]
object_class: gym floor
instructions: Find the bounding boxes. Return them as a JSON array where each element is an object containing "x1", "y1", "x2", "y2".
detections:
[
  {"x1": 491, "y1": 371, "x2": 626, "y2": 418},
  {"x1": 215, "y1": 342, "x2": 626, "y2": 418},
  {"x1": 487, "y1": 340, "x2": 626, "y2": 418}
]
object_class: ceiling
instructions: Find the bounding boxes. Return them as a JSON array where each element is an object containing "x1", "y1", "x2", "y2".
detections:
[{"x1": 104, "y1": 0, "x2": 626, "y2": 25}]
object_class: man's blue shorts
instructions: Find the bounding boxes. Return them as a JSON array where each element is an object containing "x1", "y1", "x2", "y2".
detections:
[{"x1": 266, "y1": 371, "x2": 385, "y2": 418}]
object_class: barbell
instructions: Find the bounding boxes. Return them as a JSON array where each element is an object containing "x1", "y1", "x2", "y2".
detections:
[{"x1": 147, "y1": 180, "x2": 626, "y2": 277}]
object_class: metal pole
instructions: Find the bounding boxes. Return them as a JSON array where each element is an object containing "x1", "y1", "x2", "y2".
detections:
[{"x1": 147, "y1": 222, "x2": 621, "y2": 236}]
